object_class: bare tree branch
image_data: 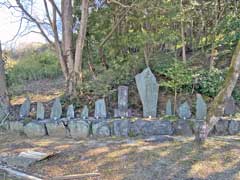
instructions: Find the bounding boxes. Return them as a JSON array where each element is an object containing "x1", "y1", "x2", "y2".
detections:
[
  {"x1": 15, "y1": 0, "x2": 53, "y2": 44},
  {"x1": 107, "y1": 0, "x2": 135, "y2": 8},
  {"x1": 49, "y1": 0, "x2": 62, "y2": 18}
]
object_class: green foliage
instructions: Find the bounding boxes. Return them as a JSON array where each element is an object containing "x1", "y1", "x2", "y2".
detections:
[
  {"x1": 23, "y1": 117, "x2": 32, "y2": 125},
  {"x1": 6, "y1": 50, "x2": 61, "y2": 86},
  {"x1": 195, "y1": 68, "x2": 225, "y2": 97},
  {"x1": 79, "y1": 54, "x2": 142, "y2": 98},
  {"x1": 232, "y1": 87, "x2": 240, "y2": 102},
  {"x1": 217, "y1": 14, "x2": 240, "y2": 47},
  {"x1": 158, "y1": 61, "x2": 193, "y2": 92},
  {"x1": 162, "y1": 115, "x2": 178, "y2": 122}
]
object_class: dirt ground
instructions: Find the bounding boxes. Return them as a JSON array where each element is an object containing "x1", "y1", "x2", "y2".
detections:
[{"x1": 0, "y1": 131, "x2": 239, "y2": 180}]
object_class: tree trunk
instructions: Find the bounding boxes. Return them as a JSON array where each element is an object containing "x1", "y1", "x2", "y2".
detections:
[
  {"x1": 174, "y1": 88, "x2": 177, "y2": 115},
  {"x1": 73, "y1": 0, "x2": 89, "y2": 95},
  {"x1": 0, "y1": 41, "x2": 10, "y2": 121},
  {"x1": 195, "y1": 41, "x2": 240, "y2": 144},
  {"x1": 180, "y1": 0, "x2": 186, "y2": 63},
  {"x1": 62, "y1": 0, "x2": 74, "y2": 94}
]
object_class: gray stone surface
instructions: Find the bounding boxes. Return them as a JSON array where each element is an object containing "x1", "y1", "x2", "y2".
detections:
[
  {"x1": 4, "y1": 156, "x2": 37, "y2": 168},
  {"x1": 45, "y1": 121, "x2": 67, "y2": 137},
  {"x1": 224, "y1": 96, "x2": 236, "y2": 115},
  {"x1": 228, "y1": 120, "x2": 240, "y2": 135},
  {"x1": 173, "y1": 120, "x2": 193, "y2": 136},
  {"x1": 9, "y1": 121, "x2": 24, "y2": 132},
  {"x1": 36, "y1": 102, "x2": 45, "y2": 120},
  {"x1": 129, "y1": 120, "x2": 173, "y2": 136},
  {"x1": 92, "y1": 121, "x2": 111, "y2": 137},
  {"x1": 196, "y1": 94, "x2": 207, "y2": 120},
  {"x1": 19, "y1": 97, "x2": 31, "y2": 118},
  {"x1": 144, "y1": 135, "x2": 174, "y2": 143},
  {"x1": 68, "y1": 120, "x2": 89, "y2": 139},
  {"x1": 66, "y1": 104, "x2": 75, "y2": 119},
  {"x1": 3, "y1": 151, "x2": 51, "y2": 168},
  {"x1": 177, "y1": 102, "x2": 191, "y2": 120},
  {"x1": 24, "y1": 122, "x2": 46, "y2": 137},
  {"x1": 214, "y1": 119, "x2": 229, "y2": 135},
  {"x1": 165, "y1": 99, "x2": 172, "y2": 116},
  {"x1": 112, "y1": 119, "x2": 130, "y2": 137},
  {"x1": 94, "y1": 99, "x2": 107, "y2": 119},
  {"x1": 81, "y1": 105, "x2": 89, "y2": 119},
  {"x1": 135, "y1": 68, "x2": 159, "y2": 117},
  {"x1": 50, "y1": 98, "x2": 62, "y2": 120},
  {"x1": 114, "y1": 86, "x2": 130, "y2": 117},
  {"x1": 0, "y1": 102, "x2": 8, "y2": 121}
]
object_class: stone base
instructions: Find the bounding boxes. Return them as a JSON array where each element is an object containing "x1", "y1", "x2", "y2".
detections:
[
  {"x1": 45, "y1": 121, "x2": 68, "y2": 137},
  {"x1": 9, "y1": 121, "x2": 24, "y2": 133},
  {"x1": 68, "y1": 120, "x2": 89, "y2": 139},
  {"x1": 4, "y1": 117, "x2": 240, "y2": 139},
  {"x1": 24, "y1": 122, "x2": 46, "y2": 137},
  {"x1": 114, "y1": 109, "x2": 132, "y2": 118}
]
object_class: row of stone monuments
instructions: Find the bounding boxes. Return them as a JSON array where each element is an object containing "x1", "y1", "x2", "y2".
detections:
[{"x1": 19, "y1": 68, "x2": 236, "y2": 121}]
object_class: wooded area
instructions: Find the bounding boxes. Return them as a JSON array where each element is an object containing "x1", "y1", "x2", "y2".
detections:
[
  {"x1": 0, "y1": 1, "x2": 240, "y2": 179},
  {"x1": 0, "y1": 0, "x2": 240, "y2": 141}
]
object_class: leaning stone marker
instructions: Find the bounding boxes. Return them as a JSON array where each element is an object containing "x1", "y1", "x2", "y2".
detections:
[
  {"x1": 177, "y1": 102, "x2": 191, "y2": 120},
  {"x1": 66, "y1": 104, "x2": 75, "y2": 119},
  {"x1": 50, "y1": 98, "x2": 62, "y2": 120},
  {"x1": 224, "y1": 96, "x2": 236, "y2": 115},
  {"x1": 36, "y1": 102, "x2": 45, "y2": 120},
  {"x1": 19, "y1": 97, "x2": 31, "y2": 118},
  {"x1": 196, "y1": 94, "x2": 207, "y2": 120},
  {"x1": 165, "y1": 99, "x2": 172, "y2": 116},
  {"x1": 135, "y1": 68, "x2": 159, "y2": 117},
  {"x1": 114, "y1": 86, "x2": 130, "y2": 117},
  {"x1": 81, "y1": 105, "x2": 89, "y2": 119},
  {"x1": 94, "y1": 99, "x2": 107, "y2": 119}
]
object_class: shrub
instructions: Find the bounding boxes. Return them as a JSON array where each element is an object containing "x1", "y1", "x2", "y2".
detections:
[
  {"x1": 6, "y1": 50, "x2": 61, "y2": 86},
  {"x1": 159, "y1": 61, "x2": 193, "y2": 91},
  {"x1": 195, "y1": 68, "x2": 225, "y2": 97}
]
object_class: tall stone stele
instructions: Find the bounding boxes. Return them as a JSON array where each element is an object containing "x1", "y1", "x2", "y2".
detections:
[
  {"x1": 135, "y1": 67, "x2": 159, "y2": 117},
  {"x1": 224, "y1": 96, "x2": 236, "y2": 115},
  {"x1": 66, "y1": 104, "x2": 75, "y2": 119},
  {"x1": 196, "y1": 94, "x2": 207, "y2": 120},
  {"x1": 19, "y1": 97, "x2": 31, "y2": 118},
  {"x1": 165, "y1": 99, "x2": 173, "y2": 116},
  {"x1": 81, "y1": 105, "x2": 89, "y2": 119},
  {"x1": 94, "y1": 99, "x2": 107, "y2": 119},
  {"x1": 114, "y1": 86, "x2": 130, "y2": 117},
  {"x1": 50, "y1": 97, "x2": 62, "y2": 120},
  {"x1": 36, "y1": 102, "x2": 45, "y2": 120},
  {"x1": 177, "y1": 101, "x2": 191, "y2": 120}
]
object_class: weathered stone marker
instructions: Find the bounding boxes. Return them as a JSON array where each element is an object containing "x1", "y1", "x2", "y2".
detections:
[
  {"x1": 135, "y1": 68, "x2": 159, "y2": 117},
  {"x1": 196, "y1": 94, "x2": 207, "y2": 120},
  {"x1": 224, "y1": 96, "x2": 236, "y2": 115},
  {"x1": 177, "y1": 101, "x2": 191, "y2": 120},
  {"x1": 50, "y1": 98, "x2": 62, "y2": 120},
  {"x1": 81, "y1": 105, "x2": 89, "y2": 119},
  {"x1": 19, "y1": 97, "x2": 31, "y2": 118},
  {"x1": 66, "y1": 104, "x2": 75, "y2": 119},
  {"x1": 165, "y1": 99, "x2": 172, "y2": 116},
  {"x1": 114, "y1": 86, "x2": 130, "y2": 117},
  {"x1": 94, "y1": 99, "x2": 107, "y2": 119},
  {"x1": 36, "y1": 102, "x2": 45, "y2": 120}
]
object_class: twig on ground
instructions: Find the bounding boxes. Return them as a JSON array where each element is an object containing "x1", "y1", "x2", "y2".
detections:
[{"x1": 51, "y1": 173, "x2": 101, "y2": 180}]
